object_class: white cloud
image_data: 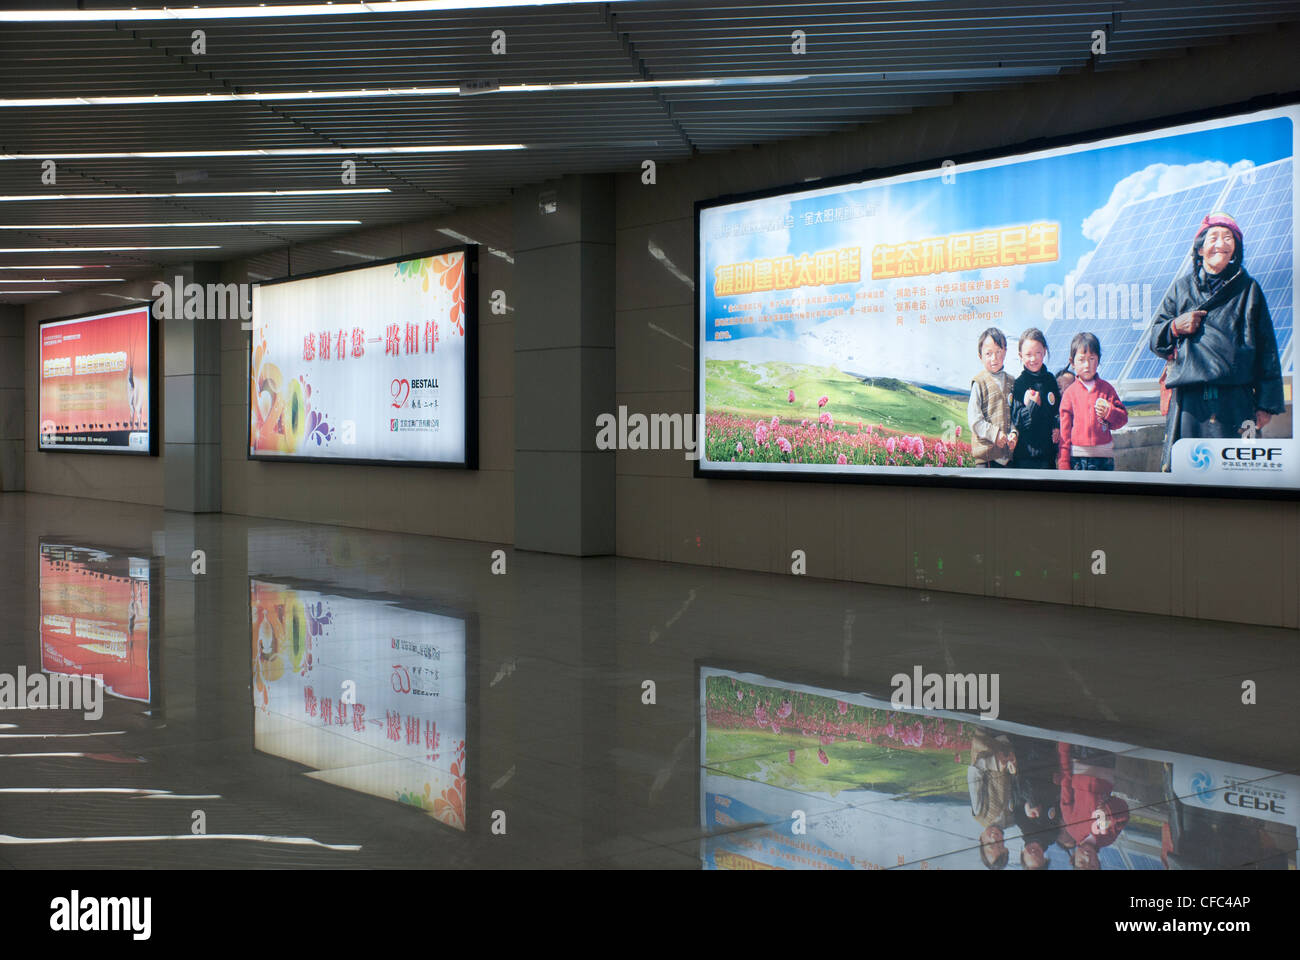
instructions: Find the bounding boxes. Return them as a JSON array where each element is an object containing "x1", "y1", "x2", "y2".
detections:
[{"x1": 1081, "y1": 159, "x2": 1254, "y2": 243}]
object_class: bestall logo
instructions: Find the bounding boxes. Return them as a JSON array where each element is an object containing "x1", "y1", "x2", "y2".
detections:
[{"x1": 1188, "y1": 442, "x2": 1214, "y2": 471}]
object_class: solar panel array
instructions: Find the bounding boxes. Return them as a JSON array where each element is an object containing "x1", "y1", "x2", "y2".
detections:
[
  {"x1": 1126, "y1": 157, "x2": 1294, "y2": 382},
  {"x1": 1045, "y1": 158, "x2": 1294, "y2": 388},
  {"x1": 1042, "y1": 178, "x2": 1226, "y2": 383}
]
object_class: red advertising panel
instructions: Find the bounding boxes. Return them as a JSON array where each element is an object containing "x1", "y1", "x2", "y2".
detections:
[
  {"x1": 39, "y1": 305, "x2": 155, "y2": 454},
  {"x1": 39, "y1": 544, "x2": 152, "y2": 703}
]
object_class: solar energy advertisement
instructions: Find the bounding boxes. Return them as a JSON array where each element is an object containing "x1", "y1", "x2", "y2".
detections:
[{"x1": 697, "y1": 104, "x2": 1298, "y2": 495}]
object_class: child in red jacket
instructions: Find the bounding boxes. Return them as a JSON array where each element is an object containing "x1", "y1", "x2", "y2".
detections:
[
  {"x1": 1055, "y1": 741, "x2": 1130, "y2": 868},
  {"x1": 1057, "y1": 332, "x2": 1128, "y2": 471}
]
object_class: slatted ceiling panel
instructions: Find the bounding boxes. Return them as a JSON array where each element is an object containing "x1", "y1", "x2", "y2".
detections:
[{"x1": 2, "y1": 0, "x2": 1300, "y2": 306}]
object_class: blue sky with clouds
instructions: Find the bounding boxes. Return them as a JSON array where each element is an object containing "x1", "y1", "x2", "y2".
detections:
[{"x1": 700, "y1": 111, "x2": 1293, "y2": 389}]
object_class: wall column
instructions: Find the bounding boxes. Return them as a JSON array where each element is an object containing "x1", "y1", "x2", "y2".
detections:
[
  {"x1": 512, "y1": 174, "x2": 616, "y2": 555},
  {"x1": 163, "y1": 262, "x2": 222, "y2": 513}
]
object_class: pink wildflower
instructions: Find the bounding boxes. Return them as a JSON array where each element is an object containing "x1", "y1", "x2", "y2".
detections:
[
  {"x1": 836, "y1": 453, "x2": 847, "y2": 465},
  {"x1": 735, "y1": 441, "x2": 743, "y2": 456},
  {"x1": 777, "y1": 437, "x2": 792, "y2": 454},
  {"x1": 817, "y1": 395, "x2": 829, "y2": 408},
  {"x1": 787, "y1": 389, "x2": 795, "y2": 403},
  {"x1": 817, "y1": 749, "x2": 829, "y2": 765}
]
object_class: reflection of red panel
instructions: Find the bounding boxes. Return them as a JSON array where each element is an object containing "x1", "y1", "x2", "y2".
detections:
[{"x1": 39, "y1": 554, "x2": 150, "y2": 703}]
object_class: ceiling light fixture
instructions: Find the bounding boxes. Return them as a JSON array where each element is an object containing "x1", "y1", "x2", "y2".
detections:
[
  {"x1": 0, "y1": 188, "x2": 392, "y2": 201},
  {"x1": 0, "y1": 221, "x2": 360, "y2": 229},
  {"x1": 0, "y1": 1, "x2": 645, "y2": 22},
  {"x1": 0, "y1": 246, "x2": 220, "y2": 252},
  {"x1": 0, "y1": 146, "x2": 523, "y2": 161},
  {"x1": 0, "y1": 69, "x2": 1062, "y2": 109}
]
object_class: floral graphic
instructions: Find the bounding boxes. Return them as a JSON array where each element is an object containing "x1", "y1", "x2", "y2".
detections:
[
  {"x1": 432, "y1": 739, "x2": 467, "y2": 830},
  {"x1": 395, "y1": 253, "x2": 466, "y2": 336},
  {"x1": 250, "y1": 329, "x2": 332, "y2": 453},
  {"x1": 703, "y1": 413, "x2": 972, "y2": 467},
  {"x1": 250, "y1": 583, "x2": 319, "y2": 707}
]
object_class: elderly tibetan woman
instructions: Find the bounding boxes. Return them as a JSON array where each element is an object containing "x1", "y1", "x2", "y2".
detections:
[{"x1": 1149, "y1": 212, "x2": 1285, "y2": 471}]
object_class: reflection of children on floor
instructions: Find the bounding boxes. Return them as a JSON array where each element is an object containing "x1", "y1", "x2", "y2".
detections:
[
  {"x1": 968, "y1": 328, "x2": 1016, "y2": 468},
  {"x1": 1008, "y1": 735, "x2": 1062, "y2": 869},
  {"x1": 1056, "y1": 741, "x2": 1130, "y2": 868},
  {"x1": 969, "y1": 729, "x2": 1017, "y2": 868}
]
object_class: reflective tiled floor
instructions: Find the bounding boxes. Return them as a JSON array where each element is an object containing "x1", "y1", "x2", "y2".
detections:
[{"x1": 1, "y1": 492, "x2": 1296, "y2": 870}]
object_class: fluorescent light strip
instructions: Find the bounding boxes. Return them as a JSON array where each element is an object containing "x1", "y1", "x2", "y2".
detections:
[
  {"x1": 0, "y1": 290, "x2": 61, "y2": 294},
  {"x1": 0, "y1": 246, "x2": 220, "y2": 252},
  {"x1": 0, "y1": 221, "x2": 358, "y2": 229},
  {"x1": 0, "y1": 1, "x2": 636, "y2": 22},
  {"x1": 0, "y1": 788, "x2": 221, "y2": 798},
  {"x1": 0, "y1": 833, "x2": 361, "y2": 850},
  {"x1": 0, "y1": 145, "x2": 523, "y2": 160},
  {"x1": 0, "y1": 265, "x2": 110, "y2": 269},
  {"x1": 0, "y1": 68, "x2": 1061, "y2": 110},
  {"x1": 0, "y1": 188, "x2": 391, "y2": 201},
  {"x1": 0, "y1": 278, "x2": 125, "y2": 283},
  {"x1": 0, "y1": 730, "x2": 125, "y2": 737},
  {"x1": 0, "y1": 77, "x2": 809, "y2": 108}
]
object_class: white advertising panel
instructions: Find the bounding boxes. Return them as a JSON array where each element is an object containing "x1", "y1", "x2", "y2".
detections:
[{"x1": 249, "y1": 247, "x2": 475, "y2": 466}]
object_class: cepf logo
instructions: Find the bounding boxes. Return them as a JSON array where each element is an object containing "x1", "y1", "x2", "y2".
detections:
[
  {"x1": 1221, "y1": 446, "x2": 1282, "y2": 461},
  {"x1": 1188, "y1": 443, "x2": 1213, "y2": 471},
  {"x1": 1190, "y1": 770, "x2": 1216, "y2": 805}
]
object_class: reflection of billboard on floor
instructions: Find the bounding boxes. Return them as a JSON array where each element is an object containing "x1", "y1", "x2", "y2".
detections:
[
  {"x1": 697, "y1": 103, "x2": 1297, "y2": 495},
  {"x1": 699, "y1": 667, "x2": 1298, "y2": 871},
  {"x1": 38, "y1": 305, "x2": 155, "y2": 454},
  {"x1": 39, "y1": 543, "x2": 152, "y2": 703},
  {"x1": 251, "y1": 579, "x2": 468, "y2": 831}
]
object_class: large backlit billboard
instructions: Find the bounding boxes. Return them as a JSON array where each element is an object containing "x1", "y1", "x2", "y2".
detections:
[
  {"x1": 38, "y1": 305, "x2": 155, "y2": 454},
  {"x1": 248, "y1": 246, "x2": 477, "y2": 467},
  {"x1": 696, "y1": 102, "x2": 1298, "y2": 496}
]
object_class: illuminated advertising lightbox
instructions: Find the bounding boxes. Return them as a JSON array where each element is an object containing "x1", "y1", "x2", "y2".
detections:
[
  {"x1": 248, "y1": 246, "x2": 477, "y2": 467},
  {"x1": 700, "y1": 667, "x2": 1299, "y2": 870},
  {"x1": 39, "y1": 543, "x2": 153, "y2": 703},
  {"x1": 251, "y1": 579, "x2": 468, "y2": 830},
  {"x1": 38, "y1": 305, "x2": 155, "y2": 454},
  {"x1": 697, "y1": 103, "x2": 1298, "y2": 495}
]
